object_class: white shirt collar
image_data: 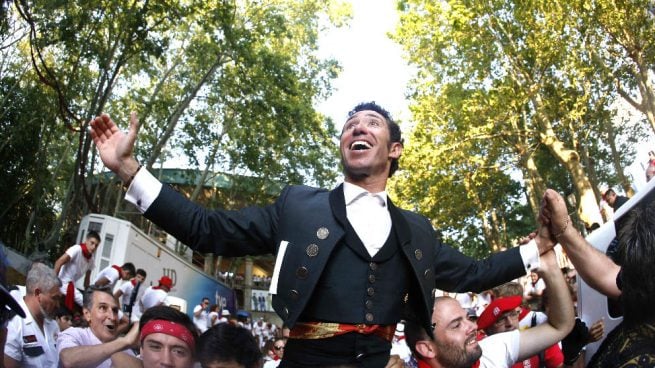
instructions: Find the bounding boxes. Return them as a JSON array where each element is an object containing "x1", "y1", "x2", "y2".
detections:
[{"x1": 343, "y1": 182, "x2": 388, "y2": 207}]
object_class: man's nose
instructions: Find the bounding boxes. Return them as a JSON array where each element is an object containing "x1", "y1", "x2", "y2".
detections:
[{"x1": 161, "y1": 348, "x2": 174, "y2": 366}]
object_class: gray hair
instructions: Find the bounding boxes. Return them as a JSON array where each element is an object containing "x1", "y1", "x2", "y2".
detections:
[
  {"x1": 83, "y1": 285, "x2": 115, "y2": 310},
  {"x1": 25, "y1": 262, "x2": 61, "y2": 294}
]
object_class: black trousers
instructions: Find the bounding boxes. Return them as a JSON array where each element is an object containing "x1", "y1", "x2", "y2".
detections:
[{"x1": 279, "y1": 332, "x2": 392, "y2": 368}]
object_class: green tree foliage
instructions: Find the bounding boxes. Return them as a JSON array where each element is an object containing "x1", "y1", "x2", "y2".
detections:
[
  {"x1": 391, "y1": 0, "x2": 651, "y2": 253},
  {"x1": 0, "y1": 0, "x2": 349, "y2": 256}
]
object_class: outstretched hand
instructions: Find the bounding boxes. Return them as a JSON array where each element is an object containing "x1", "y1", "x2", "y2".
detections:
[
  {"x1": 540, "y1": 189, "x2": 571, "y2": 241},
  {"x1": 89, "y1": 112, "x2": 140, "y2": 181}
]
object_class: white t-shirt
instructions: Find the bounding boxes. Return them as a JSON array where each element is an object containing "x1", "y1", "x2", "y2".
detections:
[
  {"x1": 92, "y1": 265, "x2": 120, "y2": 290},
  {"x1": 118, "y1": 280, "x2": 136, "y2": 307},
  {"x1": 478, "y1": 330, "x2": 520, "y2": 368},
  {"x1": 141, "y1": 286, "x2": 168, "y2": 311},
  {"x1": 58, "y1": 244, "x2": 95, "y2": 284},
  {"x1": 5, "y1": 298, "x2": 60, "y2": 368},
  {"x1": 518, "y1": 310, "x2": 548, "y2": 330},
  {"x1": 208, "y1": 311, "x2": 219, "y2": 327},
  {"x1": 525, "y1": 278, "x2": 546, "y2": 297},
  {"x1": 193, "y1": 304, "x2": 209, "y2": 333}
]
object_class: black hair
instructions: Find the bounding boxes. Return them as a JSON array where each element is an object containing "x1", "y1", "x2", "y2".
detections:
[
  {"x1": 404, "y1": 319, "x2": 429, "y2": 360},
  {"x1": 139, "y1": 305, "x2": 199, "y2": 346},
  {"x1": 121, "y1": 262, "x2": 136, "y2": 278},
  {"x1": 347, "y1": 101, "x2": 404, "y2": 177},
  {"x1": 86, "y1": 230, "x2": 101, "y2": 242},
  {"x1": 55, "y1": 306, "x2": 72, "y2": 319},
  {"x1": 197, "y1": 323, "x2": 263, "y2": 368},
  {"x1": 136, "y1": 268, "x2": 147, "y2": 278},
  {"x1": 617, "y1": 201, "x2": 655, "y2": 325}
]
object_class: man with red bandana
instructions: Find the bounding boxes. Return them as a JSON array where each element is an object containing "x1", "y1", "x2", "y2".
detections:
[
  {"x1": 54, "y1": 231, "x2": 101, "y2": 310},
  {"x1": 404, "y1": 246, "x2": 574, "y2": 368}
]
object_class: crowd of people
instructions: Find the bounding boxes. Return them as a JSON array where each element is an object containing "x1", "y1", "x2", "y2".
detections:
[{"x1": 1, "y1": 101, "x2": 654, "y2": 367}]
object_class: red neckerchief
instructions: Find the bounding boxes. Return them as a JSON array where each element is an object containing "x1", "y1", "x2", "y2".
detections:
[
  {"x1": 131, "y1": 279, "x2": 137, "y2": 286},
  {"x1": 111, "y1": 265, "x2": 122, "y2": 276},
  {"x1": 417, "y1": 358, "x2": 432, "y2": 368},
  {"x1": 80, "y1": 243, "x2": 93, "y2": 259}
]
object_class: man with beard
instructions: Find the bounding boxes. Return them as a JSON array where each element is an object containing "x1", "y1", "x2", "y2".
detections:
[
  {"x1": 4, "y1": 263, "x2": 62, "y2": 368},
  {"x1": 405, "y1": 247, "x2": 574, "y2": 368},
  {"x1": 57, "y1": 285, "x2": 138, "y2": 368}
]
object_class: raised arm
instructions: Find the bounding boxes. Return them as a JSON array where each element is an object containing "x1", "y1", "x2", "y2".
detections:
[
  {"x1": 542, "y1": 189, "x2": 621, "y2": 299},
  {"x1": 59, "y1": 324, "x2": 138, "y2": 368},
  {"x1": 517, "y1": 247, "x2": 575, "y2": 360},
  {"x1": 94, "y1": 276, "x2": 110, "y2": 287},
  {"x1": 54, "y1": 253, "x2": 71, "y2": 276},
  {"x1": 89, "y1": 112, "x2": 141, "y2": 184}
]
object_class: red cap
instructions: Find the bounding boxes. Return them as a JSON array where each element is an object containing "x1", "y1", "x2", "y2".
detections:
[
  {"x1": 158, "y1": 276, "x2": 173, "y2": 289},
  {"x1": 477, "y1": 296, "x2": 522, "y2": 331}
]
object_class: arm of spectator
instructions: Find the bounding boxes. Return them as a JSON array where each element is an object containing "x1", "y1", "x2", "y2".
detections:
[
  {"x1": 586, "y1": 318, "x2": 604, "y2": 343},
  {"x1": 110, "y1": 352, "x2": 143, "y2": 368},
  {"x1": 59, "y1": 324, "x2": 138, "y2": 368},
  {"x1": 385, "y1": 354, "x2": 404, "y2": 368},
  {"x1": 542, "y1": 189, "x2": 621, "y2": 299},
  {"x1": 84, "y1": 270, "x2": 92, "y2": 289},
  {"x1": 4, "y1": 355, "x2": 20, "y2": 368},
  {"x1": 516, "y1": 247, "x2": 575, "y2": 361},
  {"x1": 54, "y1": 253, "x2": 71, "y2": 276},
  {"x1": 94, "y1": 277, "x2": 110, "y2": 287}
]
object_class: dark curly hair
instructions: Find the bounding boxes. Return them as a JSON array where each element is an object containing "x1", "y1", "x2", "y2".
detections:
[
  {"x1": 617, "y1": 199, "x2": 655, "y2": 325},
  {"x1": 196, "y1": 323, "x2": 262, "y2": 368}
]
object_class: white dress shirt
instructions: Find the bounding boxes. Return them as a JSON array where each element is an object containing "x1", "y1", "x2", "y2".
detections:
[{"x1": 343, "y1": 182, "x2": 392, "y2": 257}]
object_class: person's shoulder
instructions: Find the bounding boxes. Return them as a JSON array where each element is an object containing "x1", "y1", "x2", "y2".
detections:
[
  {"x1": 284, "y1": 184, "x2": 329, "y2": 196},
  {"x1": 66, "y1": 244, "x2": 81, "y2": 254},
  {"x1": 58, "y1": 326, "x2": 86, "y2": 340}
]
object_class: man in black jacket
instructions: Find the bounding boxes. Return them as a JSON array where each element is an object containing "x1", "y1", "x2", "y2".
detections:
[{"x1": 90, "y1": 102, "x2": 554, "y2": 367}]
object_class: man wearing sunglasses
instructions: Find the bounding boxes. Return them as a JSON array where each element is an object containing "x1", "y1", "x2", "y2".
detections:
[{"x1": 264, "y1": 338, "x2": 286, "y2": 368}]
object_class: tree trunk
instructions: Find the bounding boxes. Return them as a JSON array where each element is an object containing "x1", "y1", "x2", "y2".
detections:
[
  {"x1": 464, "y1": 174, "x2": 502, "y2": 252},
  {"x1": 540, "y1": 126, "x2": 603, "y2": 228},
  {"x1": 604, "y1": 117, "x2": 635, "y2": 196},
  {"x1": 145, "y1": 58, "x2": 224, "y2": 170}
]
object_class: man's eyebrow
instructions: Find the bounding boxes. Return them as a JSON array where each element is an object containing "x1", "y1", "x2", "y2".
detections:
[
  {"x1": 346, "y1": 113, "x2": 383, "y2": 122},
  {"x1": 447, "y1": 316, "x2": 464, "y2": 328}
]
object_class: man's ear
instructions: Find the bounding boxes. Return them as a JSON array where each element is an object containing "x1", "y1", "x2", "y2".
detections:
[
  {"x1": 83, "y1": 307, "x2": 92, "y2": 322},
  {"x1": 415, "y1": 340, "x2": 437, "y2": 359},
  {"x1": 389, "y1": 142, "x2": 403, "y2": 159}
]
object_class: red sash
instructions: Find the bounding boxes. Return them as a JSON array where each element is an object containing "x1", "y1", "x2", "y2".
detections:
[{"x1": 65, "y1": 281, "x2": 75, "y2": 310}]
